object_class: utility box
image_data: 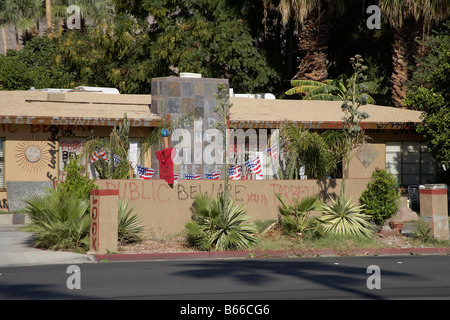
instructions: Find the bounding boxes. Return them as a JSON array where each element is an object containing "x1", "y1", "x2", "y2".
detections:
[{"x1": 419, "y1": 184, "x2": 449, "y2": 240}]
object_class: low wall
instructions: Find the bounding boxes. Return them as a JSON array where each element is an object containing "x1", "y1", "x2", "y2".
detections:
[{"x1": 96, "y1": 178, "x2": 370, "y2": 235}]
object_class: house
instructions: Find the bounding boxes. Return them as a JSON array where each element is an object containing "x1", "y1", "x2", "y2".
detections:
[{"x1": 0, "y1": 76, "x2": 434, "y2": 224}]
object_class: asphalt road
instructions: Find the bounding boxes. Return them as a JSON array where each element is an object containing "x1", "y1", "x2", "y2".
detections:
[{"x1": 0, "y1": 255, "x2": 449, "y2": 302}]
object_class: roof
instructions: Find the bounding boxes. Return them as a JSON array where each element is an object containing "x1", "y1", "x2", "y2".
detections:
[
  {"x1": 0, "y1": 90, "x2": 162, "y2": 127},
  {"x1": 229, "y1": 97, "x2": 423, "y2": 129}
]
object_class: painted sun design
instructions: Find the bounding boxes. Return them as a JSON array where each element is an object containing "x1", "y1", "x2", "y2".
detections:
[{"x1": 15, "y1": 136, "x2": 52, "y2": 173}]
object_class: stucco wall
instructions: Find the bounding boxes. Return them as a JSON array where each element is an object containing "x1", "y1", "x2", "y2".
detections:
[{"x1": 96, "y1": 178, "x2": 371, "y2": 235}]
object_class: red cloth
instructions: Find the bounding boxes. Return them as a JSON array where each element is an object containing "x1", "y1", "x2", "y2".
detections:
[{"x1": 156, "y1": 147, "x2": 175, "y2": 184}]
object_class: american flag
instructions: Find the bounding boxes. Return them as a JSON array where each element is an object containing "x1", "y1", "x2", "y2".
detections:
[
  {"x1": 205, "y1": 171, "x2": 220, "y2": 180},
  {"x1": 137, "y1": 165, "x2": 154, "y2": 179},
  {"x1": 266, "y1": 144, "x2": 278, "y2": 160},
  {"x1": 113, "y1": 154, "x2": 120, "y2": 167},
  {"x1": 173, "y1": 173, "x2": 179, "y2": 182},
  {"x1": 245, "y1": 156, "x2": 263, "y2": 178},
  {"x1": 185, "y1": 173, "x2": 202, "y2": 180},
  {"x1": 228, "y1": 165, "x2": 241, "y2": 180},
  {"x1": 90, "y1": 148, "x2": 108, "y2": 163}
]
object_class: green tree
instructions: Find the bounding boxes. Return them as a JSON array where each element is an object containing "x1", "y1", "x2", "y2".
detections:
[
  {"x1": 285, "y1": 74, "x2": 377, "y2": 103},
  {"x1": 359, "y1": 168, "x2": 401, "y2": 225},
  {"x1": 404, "y1": 21, "x2": 450, "y2": 176},
  {"x1": 379, "y1": 0, "x2": 450, "y2": 107},
  {"x1": 271, "y1": 0, "x2": 350, "y2": 82}
]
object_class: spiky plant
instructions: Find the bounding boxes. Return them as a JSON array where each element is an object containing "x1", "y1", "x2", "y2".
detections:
[
  {"x1": 118, "y1": 199, "x2": 145, "y2": 245},
  {"x1": 185, "y1": 193, "x2": 258, "y2": 251},
  {"x1": 276, "y1": 194, "x2": 323, "y2": 239},
  {"x1": 21, "y1": 188, "x2": 91, "y2": 252},
  {"x1": 318, "y1": 192, "x2": 375, "y2": 239}
]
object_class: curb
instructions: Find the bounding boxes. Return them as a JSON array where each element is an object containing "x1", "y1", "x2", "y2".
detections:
[{"x1": 94, "y1": 247, "x2": 450, "y2": 262}]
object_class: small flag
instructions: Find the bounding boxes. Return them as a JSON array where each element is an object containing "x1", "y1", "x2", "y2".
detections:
[
  {"x1": 245, "y1": 156, "x2": 263, "y2": 178},
  {"x1": 137, "y1": 165, "x2": 154, "y2": 179},
  {"x1": 113, "y1": 154, "x2": 121, "y2": 167},
  {"x1": 205, "y1": 171, "x2": 220, "y2": 180},
  {"x1": 266, "y1": 144, "x2": 278, "y2": 160},
  {"x1": 228, "y1": 165, "x2": 241, "y2": 180},
  {"x1": 90, "y1": 148, "x2": 108, "y2": 164},
  {"x1": 184, "y1": 173, "x2": 202, "y2": 180},
  {"x1": 174, "y1": 173, "x2": 179, "y2": 182}
]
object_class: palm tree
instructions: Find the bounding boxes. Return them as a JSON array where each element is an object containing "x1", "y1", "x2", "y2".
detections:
[
  {"x1": 274, "y1": 0, "x2": 348, "y2": 82},
  {"x1": 379, "y1": 0, "x2": 450, "y2": 108},
  {"x1": 285, "y1": 73, "x2": 377, "y2": 103}
]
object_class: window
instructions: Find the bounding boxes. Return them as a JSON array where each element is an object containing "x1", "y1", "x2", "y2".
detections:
[
  {"x1": 386, "y1": 141, "x2": 437, "y2": 185},
  {"x1": 0, "y1": 138, "x2": 4, "y2": 189}
]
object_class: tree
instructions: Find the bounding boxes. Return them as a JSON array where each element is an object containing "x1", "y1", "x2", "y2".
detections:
[
  {"x1": 273, "y1": 0, "x2": 349, "y2": 82},
  {"x1": 379, "y1": 0, "x2": 450, "y2": 108},
  {"x1": 404, "y1": 21, "x2": 449, "y2": 177},
  {"x1": 285, "y1": 73, "x2": 377, "y2": 103}
]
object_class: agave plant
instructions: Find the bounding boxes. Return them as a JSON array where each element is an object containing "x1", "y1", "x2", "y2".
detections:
[
  {"x1": 118, "y1": 199, "x2": 145, "y2": 245},
  {"x1": 318, "y1": 192, "x2": 375, "y2": 239},
  {"x1": 185, "y1": 193, "x2": 258, "y2": 251},
  {"x1": 21, "y1": 187, "x2": 91, "y2": 252},
  {"x1": 276, "y1": 194, "x2": 323, "y2": 239}
]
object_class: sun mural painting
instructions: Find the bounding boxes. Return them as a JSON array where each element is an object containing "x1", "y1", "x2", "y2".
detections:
[{"x1": 15, "y1": 137, "x2": 53, "y2": 173}]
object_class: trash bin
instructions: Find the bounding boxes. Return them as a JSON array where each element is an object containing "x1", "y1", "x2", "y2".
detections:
[{"x1": 419, "y1": 184, "x2": 449, "y2": 240}]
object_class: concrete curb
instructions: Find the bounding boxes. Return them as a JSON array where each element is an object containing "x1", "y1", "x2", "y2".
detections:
[{"x1": 94, "y1": 247, "x2": 450, "y2": 262}]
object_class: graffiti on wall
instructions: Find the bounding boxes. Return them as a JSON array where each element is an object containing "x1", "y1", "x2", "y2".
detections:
[{"x1": 103, "y1": 180, "x2": 318, "y2": 208}]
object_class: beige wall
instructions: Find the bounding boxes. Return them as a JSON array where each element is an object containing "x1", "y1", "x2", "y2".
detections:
[
  {"x1": 0, "y1": 123, "x2": 153, "y2": 211},
  {"x1": 96, "y1": 178, "x2": 371, "y2": 235}
]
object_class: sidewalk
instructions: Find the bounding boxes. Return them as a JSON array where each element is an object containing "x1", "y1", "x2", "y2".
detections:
[{"x1": 1, "y1": 225, "x2": 449, "y2": 267}]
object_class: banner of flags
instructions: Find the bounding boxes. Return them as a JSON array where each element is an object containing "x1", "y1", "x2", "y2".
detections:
[
  {"x1": 89, "y1": 141, "x2": 283, "y2": 181},
  {"x1": 137, "y1": 165, "x2": 155, "y2": 180},
  {"x1": 90, "y1": 148, "x2": 108, "y2": 164},
  {"x1": 205, "y1": 171, "x2": 220, "y2": 180},
  {"x1": 184, "y1": 173, "x2": 202, "y2": 180},
  {"x1": 245, "y1": 156, "x2": 263, "y2": 178},
  {"x1": 229, "y1": 165, "x2": 242, "y2": 180}
]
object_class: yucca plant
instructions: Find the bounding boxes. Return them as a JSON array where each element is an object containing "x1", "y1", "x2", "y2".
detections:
[
  {"x1": 276, "y1": 194, "x2": 323, "y2": 239},
  {"x1": 118, "y1": 199, "x2": 145, "y2": 245},
  {"x1": 318, "y1": 192, "x2": 375, "y2": 239},
  {"x1": 185, "y1": 193, "x2": 258, "y2": 251},
  {"x1": 21, "y1": 188, "x2": 91, "y2": 252}
]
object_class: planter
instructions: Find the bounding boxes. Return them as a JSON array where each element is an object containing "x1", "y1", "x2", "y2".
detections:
[{"x1": 389, "y1": 221, "x2": 404, "y2": 233}]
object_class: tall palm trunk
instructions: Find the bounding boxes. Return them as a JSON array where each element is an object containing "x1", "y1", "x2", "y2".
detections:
[
  {"x1": 293, "y1": 7, "x2": 328, "y2": 82},
  {"x1": 390, "y1": 19, "x2": 424, "y2": 108}
]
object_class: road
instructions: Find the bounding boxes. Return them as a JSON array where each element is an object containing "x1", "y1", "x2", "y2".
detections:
[{"x1": 0, "y1": 255, "x2": 449, "y2": 303}]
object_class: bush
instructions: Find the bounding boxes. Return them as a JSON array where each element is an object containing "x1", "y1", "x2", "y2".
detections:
[
  {"x1": 59, "y1": 156, "x2": 98, "y2": 202},
  {"x1": 275, "y1": 194, "x2": 324, "y2": 239},
  {"x1": 21, "y1": 188, "x2": 91, "y2": 252},
  {"x1": 318, "y1": 192, "x2": 375, "y2": 239},
  {"x1": 118, "y1": 199, "x2": 145, "y2": 245},
  {"x1": 185, "y1": 194, "x2": 258, "y2": 251},
  {"x1": 359, "y1": 168, "x2": 401, "y2": 225}
]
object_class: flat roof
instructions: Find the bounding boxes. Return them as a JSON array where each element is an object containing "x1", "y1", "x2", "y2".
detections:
[
  {"x1": 0, "y1": 90, "x2": 162, "y2": 127},
  {"x1": 229, "y1": 97, "x2": 423, "y2": 129}
]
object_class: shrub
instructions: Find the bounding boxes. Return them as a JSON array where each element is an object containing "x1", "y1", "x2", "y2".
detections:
[
  {"x1": 21, "y1": 188, "x2": 91, "y2": 252},
  {"x1": 359, "y1": 168, "x2": 401, "y2": 225},
  {"x1": 185, "y1": 194, "x2": 258, "y2": 251},
  {"x1": 118, "y1": 199, "x2": 145, "y2": 245},
  {"x1": 58, "y1": 156, "x2": 98, "y2": 203},
  {"x1": 318, "y1": 192, "x2": 375, "y2": 239},
  {"x1": 275, "y1": 194, "x2": 324, "y2": 239}
]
